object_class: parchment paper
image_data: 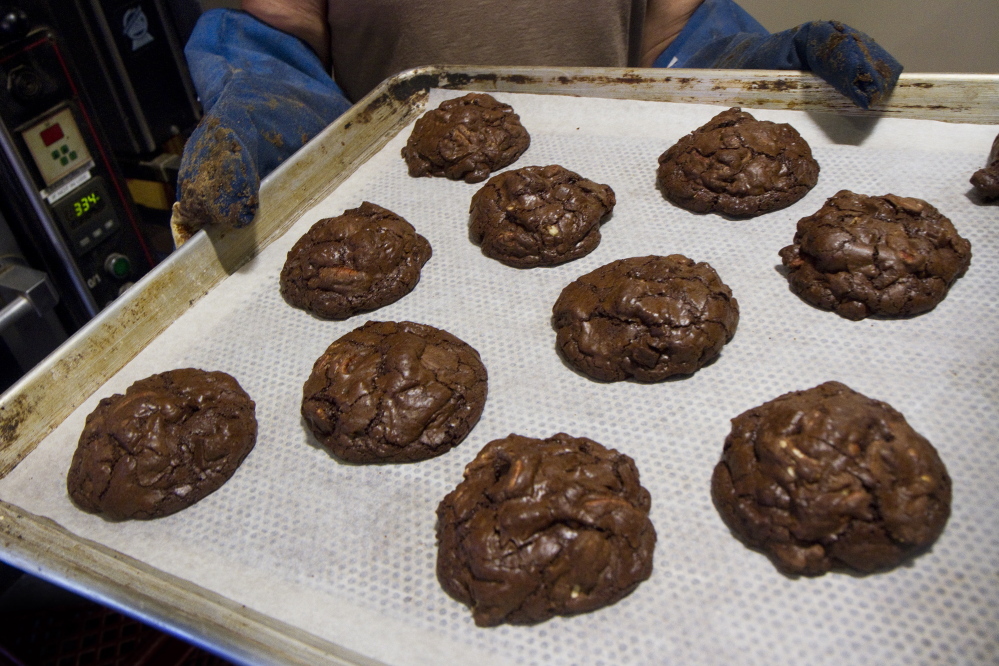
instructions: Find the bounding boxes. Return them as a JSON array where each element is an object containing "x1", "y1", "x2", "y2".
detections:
[{"x1": 2, "y1": 90, "x2": 997, "y2": 666}]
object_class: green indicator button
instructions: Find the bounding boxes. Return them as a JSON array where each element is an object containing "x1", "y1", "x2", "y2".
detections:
[
  {"x1": 104, "y1": 253, "x2": 131, "y2": 279},
  {"x1": 69, "y1": 151, "x2": 77, "y2": 160},
  {"x1": 51, "y1": 150, "x2": 59, "y2": 159},
  {"x1": 61, "y1": 145, "x2": 69, "y2": 154},
  {"x1": 60, "y1": 157, "x2": 68, "y2": 165}
]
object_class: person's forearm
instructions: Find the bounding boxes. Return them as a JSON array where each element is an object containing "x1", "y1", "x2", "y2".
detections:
[
  {"x1": 242, "y1": 0, "x2": 329, "y2": 66},
  {"x1": 640, "y1": 0, "x2": 703, "y2": 67}
]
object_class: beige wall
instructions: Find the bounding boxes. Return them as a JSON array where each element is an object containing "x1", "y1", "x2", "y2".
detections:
[
  {"x1": 736, "y1": 0, "x2": 999, "y2": 73},
  {"x1": 199, "y1": 0, "x2": 999, "y2": 74}
]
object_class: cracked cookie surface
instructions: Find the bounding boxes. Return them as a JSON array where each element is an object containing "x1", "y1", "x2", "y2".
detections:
[
  {"x1": 552, "y1": 255, "x2": 739, "y2": 382},
  {"x1": 711, "y1": 381, "x2": 951, "y2": 576},
  {"x1": 779, "y1": 190, "x2": 972, "y2": 320},
  {"x1": 469, "y1": 164, "x2": 616, "y2": 268},
  {"x1": 67, "y1": 369, "x2": 257, "y2": 520},
  {"x1": 302, "y1": 321, "x2": 487, "y2": 463},
  {"x1": 280, "y1": 202, "x2": 431, "y2": 320},
  {"x1": 657, "y1": 107, "x2": 819, "y2": 217},
  {"x1": 436, "y1": 433, "x2": 656, "y2": 626},
  {"x1": 970, "y1": 132, "x2": 999, "y2": 200},
  {"x1": 401, "y1": 93, "x2": 530, "y2": 184}
]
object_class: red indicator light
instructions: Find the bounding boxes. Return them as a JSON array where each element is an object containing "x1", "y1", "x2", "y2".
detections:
[{"x1": 40, "y1": 123, "x2": 64, "y2": 146}]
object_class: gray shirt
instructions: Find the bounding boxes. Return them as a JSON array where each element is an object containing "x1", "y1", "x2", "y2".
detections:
[{"x1": 328, "y1": 0, "x2": 649, "y2": 101}]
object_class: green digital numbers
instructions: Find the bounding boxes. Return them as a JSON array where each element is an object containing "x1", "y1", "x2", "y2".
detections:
[{"x1": 73, "y1": 191, "x2": 100, "y2": 218}]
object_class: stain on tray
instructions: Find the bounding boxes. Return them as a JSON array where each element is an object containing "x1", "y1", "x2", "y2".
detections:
[
  {"x1": 0, "y1": 397, "x2": 28, "y2": 446},
  {"x1": 500, "y1": 74, "x2": 537, "y2": 85},
  {"x1": 380, "y1": 72, "x2": 437, "y2": 104},
  {"x1": 0, "y1": 393, "x2": 42, "y2": 475},
  {"x1": 550, "y1": 74, "x2": 680, "y2": 87},
  {"x1": 746, "y1": 79, "x2": 800, "y2": 92}
]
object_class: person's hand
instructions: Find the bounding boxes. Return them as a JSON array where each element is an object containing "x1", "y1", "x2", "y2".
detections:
[
  {"x1": 654, "y1": 0, "x2": 902, "y2": 109},
  {"x1": 171, "y1": 10, "x2": 351, "y2": 245}
]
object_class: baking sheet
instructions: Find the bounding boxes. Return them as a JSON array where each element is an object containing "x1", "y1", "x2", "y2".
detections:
[{"x1": 2, "y1": 89, "x2": 997, "y2": 665}]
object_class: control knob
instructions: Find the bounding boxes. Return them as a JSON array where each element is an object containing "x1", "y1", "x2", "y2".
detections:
[
  {"x1": 104, "y1": 252, "x2": 131, "y2": 279},
  {"x1": 8, "y1": 65, "x2": 41, "y2": 101}
]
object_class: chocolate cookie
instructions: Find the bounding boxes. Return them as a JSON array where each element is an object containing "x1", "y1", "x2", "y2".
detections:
[
  {"x1": 711, "y1": 381, "x2": 951, "y2": 576},
  {"x1": 67, "y1": 369, "x2": 257, "y2": 520},
  {"x1": 469, "y1": 165, "x2": 616, "y2": 268},
  {"x1": 401, "y1": 93, "x2": 530, "y2": 184},
  {"x1": 280, "y1": 202, "x2": 432, "y2": 320},
  {"x1": 779, "y1": 190, "x2": 972, "y2": 320},
  {"x1": 552, "y1": 255, "x2": 739, "y2": 382},
  {"x1": 970, "y1": 133, "x2": 999, "y2": 200},
  {"x1": 436, "y1": 433, "x2": 656, "y2": 626},
  {"x1": 657, "y1": 107, "x2": 819, "y2": 217},
  {"x1": 302, "y1": 321, "x2": 487, "y2": 463}
]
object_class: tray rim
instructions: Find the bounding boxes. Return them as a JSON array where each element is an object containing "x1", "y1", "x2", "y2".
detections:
[{"x1": 0, "y1": 65, "x2": 996, "y2": 666}]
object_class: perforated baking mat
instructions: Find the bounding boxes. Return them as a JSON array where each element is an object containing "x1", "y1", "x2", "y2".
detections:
[{"x1": 2, "y1": 90, "x2": 997, "y2": 666}]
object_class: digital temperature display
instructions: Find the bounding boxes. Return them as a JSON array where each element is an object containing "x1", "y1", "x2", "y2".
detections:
[
  {"x1": 73, "y1": 192, "x2": 100, "y2": 217},
  {"x1": 64, "y1": 190, "x2": 105, "y2": 229}
]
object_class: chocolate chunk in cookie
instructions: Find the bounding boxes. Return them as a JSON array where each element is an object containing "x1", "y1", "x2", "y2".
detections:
[
  {"x1": 469, "y1": 164, "x2": 616, "y2": 268},
  {"x1": 302, "y1": 321, "x2": 487, "y2": 463},
  {"x1": 711, "y1": 381, "x2": 951, "y2": 576},
  {"x1": 552, "y1": 255, "x2": 739, "y2": 382},
  {"x1": 401, "y1": 93, "x2": 530, "y2": 184},
  {"x1": 67, "y1": 369, "x2": 257, "y2": 520},
  {"x1": 779, "y1": 190, "x2": 972, "y2": 320},
  {"x1": 436, "y1": 433, "x2": 656, "y2": 626},
  {"x1": 280, "y1": 202, "x2": 432, "y2": 320},
  {"x1": 657, "y1": 107, "x2": 819, "y2": 217},
  {"x1": 970, "y1": 133, "x2": 999, "y2": 200}
]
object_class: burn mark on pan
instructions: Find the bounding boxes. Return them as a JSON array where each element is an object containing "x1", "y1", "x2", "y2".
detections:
[
  {"x1": 448, "y1": 73, "x2": 497, "y2": 87},
  {"x1": 350, "y1": 76, "x2": 431, "y2": 126},
  {"x1": 387, "y1": 72, "x2": 440, "y2": 102},
  {"x1": 0, "y1": 397, "x2": 28, "y2": 447},
  {"x1": 364, "y1": 72, "x2": 537, "y2": 114},
  {"x1": 440, "y1": 73, "x2": 473, "y2": 88},
  {"x1": 441, "y1": 73, "x2": 543, "y2": 88},
  {"x1": 610, "y1": 74, "x2": 645, "y2": 85},
  {"x1": 552, "y1": 74, "x2": 674, "y2": 87},
  {"x1": 500, "y1": 74, "x2": 539, "y2": 85},
  {"x1": 897, "y1": 104, "x2": 963, "y2": 111},
  {"x1": 0, "y1": 393, "x2": 40, "y2": 474},
  {"x1": 745, "y1": 79, "x2": 800, "y2": 92}
]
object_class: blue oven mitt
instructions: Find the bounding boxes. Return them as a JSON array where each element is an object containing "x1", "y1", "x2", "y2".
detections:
[
  {"x1": 172, "y1": 9, "x2": 351, "y2": 244},
  {"x1": 654, "y1": 0, "x2": 902, "y2": 110}
]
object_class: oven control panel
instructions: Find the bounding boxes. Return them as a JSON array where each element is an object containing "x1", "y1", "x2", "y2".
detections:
[
  {"x1": 21, "y1": 106, "x2": 92, "y2": 187},
  {"x1": 0, "y1": 28, "x2": 152, "y2": 326},
  {"x1": 49, "y1": 175, "x2": 139, "y2": 304},
  {"x1": 51, "y1": 177, "x2": 117, "y2": 255}
]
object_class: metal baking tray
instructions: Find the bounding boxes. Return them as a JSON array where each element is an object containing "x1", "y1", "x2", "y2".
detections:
[{"x1": 0, "y1": 67, "x2": 997, "y2": 666}]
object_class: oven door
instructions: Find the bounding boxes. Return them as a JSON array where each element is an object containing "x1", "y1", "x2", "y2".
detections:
[{"x1": 0, "y1": 210, "x2": 65, "y2": 394}]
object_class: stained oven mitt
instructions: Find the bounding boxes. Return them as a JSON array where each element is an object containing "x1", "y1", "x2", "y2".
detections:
[
  {"x1": 654, "y1": 0, "x2": 903, "y2": 110},
  {"x1": 171, "y1": 9, "x2": 352, "y2": 245}
]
